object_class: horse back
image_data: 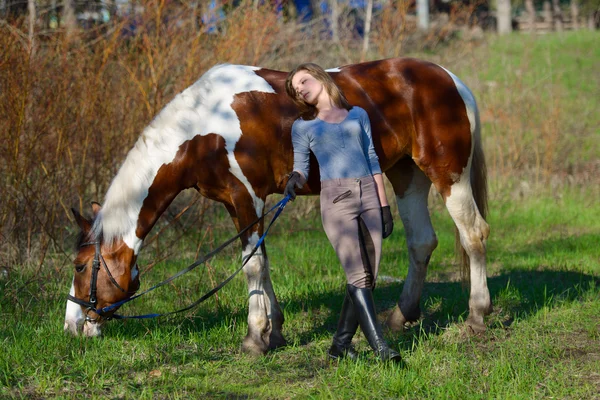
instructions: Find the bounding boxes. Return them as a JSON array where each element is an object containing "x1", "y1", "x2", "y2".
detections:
[{"x1": 193, "y1": 59, "x2": 474, "y2": 199}]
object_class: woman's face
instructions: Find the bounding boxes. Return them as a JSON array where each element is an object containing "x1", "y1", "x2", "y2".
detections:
[{"x1": 291, "y1": 70, "x2": 324, "y2": 106}]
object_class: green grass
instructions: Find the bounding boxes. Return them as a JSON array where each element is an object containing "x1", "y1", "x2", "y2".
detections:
[
  {"x1": 2, "y1": 186, "x2": 599, "y2": 399},
  {"x1": 2, "y1": 31, "x2": 600, "y2": 398}
]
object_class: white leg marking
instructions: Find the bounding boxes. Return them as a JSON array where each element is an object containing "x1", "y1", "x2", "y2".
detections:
[
  {"x1": 243, "y1": 232, "x2": 270, "y2": 339},
  {"x1": 445, "y1": 170, "x2": 490, "y2": 318}
]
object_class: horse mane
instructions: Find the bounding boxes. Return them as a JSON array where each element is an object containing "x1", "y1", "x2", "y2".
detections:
[
  {"x1": 91, "y1": 63, "x2": 271, "y2": 244},
  {"x1": 91, "y1": 64, "x2": 231, "y2": 243}
]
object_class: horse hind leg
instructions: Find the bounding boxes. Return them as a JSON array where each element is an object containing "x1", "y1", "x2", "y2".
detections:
[
  {"x1": 444, "y1": 173, "x2": 492, "y2": 333},
  {"x1": 384, "y1": 160, "x2": 439, "y2": 332}
]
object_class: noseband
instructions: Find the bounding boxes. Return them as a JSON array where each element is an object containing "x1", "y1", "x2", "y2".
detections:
[{"x1": 66, "y1": 240, "x2": 127, "y2": 322}]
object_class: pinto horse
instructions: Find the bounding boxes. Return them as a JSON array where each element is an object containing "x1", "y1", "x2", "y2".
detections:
[{"x1": 65, "y1": 58, "x2": 491, "y2": 354}]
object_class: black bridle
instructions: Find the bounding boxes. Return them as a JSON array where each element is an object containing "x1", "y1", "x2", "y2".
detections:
[
  {"x1": 66, "y1": 240, "x2": 127, "y2": 322},
  {"x1": 66, "y1": 195, "x2": 290, "y2": 322}
]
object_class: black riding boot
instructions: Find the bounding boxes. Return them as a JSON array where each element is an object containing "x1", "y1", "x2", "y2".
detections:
[
  {"x1": 328, "y1": 293, "x2": 359, "y2": 360},
  {"x1": 347, "y1": 284, "x2": 402, "y2": 363}
]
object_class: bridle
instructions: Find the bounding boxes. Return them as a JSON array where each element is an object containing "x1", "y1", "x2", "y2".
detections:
[
  {"x1": 66, "y1": 195, "x2": 290, "y2": 321},
  {"x1": 66, "y1": 240, "x2": 128, "y2": 322}
]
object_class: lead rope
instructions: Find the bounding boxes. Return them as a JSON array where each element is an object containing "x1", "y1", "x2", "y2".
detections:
[{"x1": 96, "y1": 195, "x2": 290, "y2": 320}]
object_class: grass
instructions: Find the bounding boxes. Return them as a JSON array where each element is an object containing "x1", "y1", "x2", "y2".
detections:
[
  {"x1": 1, "y1": 15, "x2": 599, "y2": 400},
  {"x1": 2, "y1": 185, "x2": 599, "y2": 399}
]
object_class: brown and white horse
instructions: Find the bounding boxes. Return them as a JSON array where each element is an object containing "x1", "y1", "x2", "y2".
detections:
[{"x1": 65, "y1": 58, "x2": 491, "y2": 354}]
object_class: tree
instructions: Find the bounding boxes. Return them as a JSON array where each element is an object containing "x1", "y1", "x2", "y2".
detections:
[
  {"x1": 571, "y1": 0, "x2": 580, "y2": 29},
  {"x1": 497, "y1": 0, "x2": 512, "y2": 34},
  {"x1": 525, "y1": 0, "x2": 536, "y2": 33},
  {"x1": 417, "y1": 0, "x2": 429, "y2": 30},
  {"x1": 63, "y1": 0, "x2": 77, "y2": 37},
  {"x1": 28, "y1": 0, "x2": 35, "y2": 54},
  {"x1": 552, "y1": 0, "x2": 564, "y2": 30},
  {"x1": 361, "y1": 0, "x2": 373, "y2": 61}
]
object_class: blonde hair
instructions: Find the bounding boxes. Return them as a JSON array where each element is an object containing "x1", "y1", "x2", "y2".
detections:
[{"x1": 285, "y1": 63, "x2": 351, "y2": 120}]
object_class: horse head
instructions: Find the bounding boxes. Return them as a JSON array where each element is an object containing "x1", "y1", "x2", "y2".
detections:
[{"x1": 64, "y1": 203, "x2": 140, "y2": 337}]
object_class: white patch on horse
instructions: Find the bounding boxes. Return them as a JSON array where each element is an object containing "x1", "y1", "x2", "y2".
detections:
[
  {"x1": 242, "y1": 231, "x2": 263, "y2": 258},
  {"x1": 439, "y1": 66, "x2": 477, "y2": 134},
  {"x1": 92, "y1": 64, "x2": 275, "y2": 252},
  {"x1": 64, "y1": 279, "x2": 84, "y2": 334},
  {"x1": 326, "y1": 67, "x2": 342, "y2": 72}
]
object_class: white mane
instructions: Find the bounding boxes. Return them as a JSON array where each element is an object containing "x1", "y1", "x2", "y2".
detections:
[{"x1": 91, "y1": 64, "x2": 276, "y2": 245}]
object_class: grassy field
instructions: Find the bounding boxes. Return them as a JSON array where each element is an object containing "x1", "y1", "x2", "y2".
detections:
[
  {"x1": 1, "y1": 26, "x2": 599, "y2": 399},
  {"x1": 2, "y1": 188, "x2": 599, "y2": 399}
]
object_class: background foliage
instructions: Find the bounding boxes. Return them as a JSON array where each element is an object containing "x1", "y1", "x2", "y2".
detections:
[{"x1": 0, "y1": 3, "x2": 599, "y2": 398}]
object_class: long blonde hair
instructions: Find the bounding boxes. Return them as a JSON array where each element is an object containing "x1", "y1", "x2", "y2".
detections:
[{"x1": 285, "y1": 63, "x2": 351, "y2": 120}]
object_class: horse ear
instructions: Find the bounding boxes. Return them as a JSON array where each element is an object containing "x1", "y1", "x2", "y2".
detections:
[
  {"x1": 72, "y1": 208, "x2": 91, "y2": 233},
  {"x1": 91, "y1": 202, "x2": 102, "y2": 217}
]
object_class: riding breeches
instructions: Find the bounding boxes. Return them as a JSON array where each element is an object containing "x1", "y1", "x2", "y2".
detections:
[{"x1": 320, "y1": 176, "x2": 383, "y2": 289}]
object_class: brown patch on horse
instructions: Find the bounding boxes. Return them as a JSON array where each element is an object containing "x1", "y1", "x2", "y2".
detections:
[
  {"x1": 397, "y1": 59, "x2": 472, "y2": 198},
  {"x1": 136, "y1": 133, "x2": 233, "y2": 240}
]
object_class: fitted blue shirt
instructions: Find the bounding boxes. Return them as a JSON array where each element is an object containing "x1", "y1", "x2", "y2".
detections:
[{"x1": 291, "y1": 106, "x2": 382, "y2": 181}]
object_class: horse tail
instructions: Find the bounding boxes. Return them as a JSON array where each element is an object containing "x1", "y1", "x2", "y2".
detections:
[{"x1": 456, "y1": 108, "x2": 488, "y2": 281}]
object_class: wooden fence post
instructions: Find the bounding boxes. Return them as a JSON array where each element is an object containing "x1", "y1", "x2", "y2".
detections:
[
  {"x1": 552, "y1": 0, "x2": 563, "y2": 31},
  {"x1": 570, "y1": 0, "x2": 580, "y2": 30},
  {"x1": 542, "y1": 1, "x2": 552, "y2": 29},
  {"x1": 525, "y1": 0, "x2": 536, "y2": 33}
]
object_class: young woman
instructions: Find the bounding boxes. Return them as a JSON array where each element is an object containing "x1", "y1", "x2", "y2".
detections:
[{"x1": 284, "y1": 63, "x2": 401, "y2": 363}]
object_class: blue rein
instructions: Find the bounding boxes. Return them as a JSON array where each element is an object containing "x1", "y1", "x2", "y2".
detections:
[{"x1": 73, "y1": 195, "x2": 290, "y2": 320}]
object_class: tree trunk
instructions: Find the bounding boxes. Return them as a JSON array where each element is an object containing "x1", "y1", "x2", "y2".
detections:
[
  {"x1": 28, "y1": 0, "x2": 36, "y2": 55},
  {"x1": 552, "y1": 0, "x2": 563, "y2": 31},
  {"x1": 587, "y1": 14, "x2": 596, "y2": 30},
  {"x1": 62, "y1": 0, "x2": 77, "y2": 38},
  {"x1": 417, "y1": 0, "x2": 429, "y2": 30},
  {"x1": 570, "y1": 0, "x2": 579, "y2": 30},
  {"x1": 525, "y1": 0, "x2": 536, "y2": 33},
  {"x1": 543, "y1": 1, "x2": 552, "y2": 27},
  {"x1": 497, "y1": 0, "x2": 512, "y2": 34},
  {"x1": 330, "y1": 0, "x2": 339, "y2": 42},
  {"x1": 361, "y1": 0, "x2": 373, "y2": 61}
]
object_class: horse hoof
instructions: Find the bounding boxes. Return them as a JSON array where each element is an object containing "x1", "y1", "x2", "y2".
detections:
[
  {"x1": 465, "y1": 316, "x2": 487, "y2": 334},
  {"x1": 242, "y1": 335, "x2": 269, "y2": 356},
  {"x1": 385, "y1": 306, "x2": 407, "y2": 333}
]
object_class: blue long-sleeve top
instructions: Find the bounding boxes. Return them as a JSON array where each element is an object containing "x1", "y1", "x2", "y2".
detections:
[{"x1": 291, "y1": 106, "x2": 382, "y2": 181}]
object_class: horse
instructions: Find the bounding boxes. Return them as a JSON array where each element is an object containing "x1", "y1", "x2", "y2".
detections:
[{"x1": 65, "y1": 57, "x2": 491, "y2": 354}]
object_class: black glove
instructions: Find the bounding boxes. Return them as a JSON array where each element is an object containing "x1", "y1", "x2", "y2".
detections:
[
  {"x1": 381, "y1": 205, "x2": 393, "y2": 239},
  {"x1": 284, "y1": 172, "x2": 302, "y2": 201}
]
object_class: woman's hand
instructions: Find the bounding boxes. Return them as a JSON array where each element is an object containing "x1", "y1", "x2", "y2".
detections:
[
  {"x1": 284, "y1": 172, "x2": 303, "y2": 200},
  {"x1": 381, "y1": 206, "x2": 394, "y2": 238}
]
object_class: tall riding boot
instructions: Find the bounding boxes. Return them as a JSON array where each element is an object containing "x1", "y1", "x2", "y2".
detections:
[
  {"x1": 328, "y1": 293, "x2": 359, "y2": 360},
  {"x1": 347, "y1": 284, "x2": 402, "y2": 363}
]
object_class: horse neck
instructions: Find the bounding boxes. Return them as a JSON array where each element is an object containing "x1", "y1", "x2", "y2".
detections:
[
  {"x1": 136, "y1": 184, "x2": 183, "y2": 242},
  {"x1": 97, "y1": 162, "x2": 187, "y2": 254}
]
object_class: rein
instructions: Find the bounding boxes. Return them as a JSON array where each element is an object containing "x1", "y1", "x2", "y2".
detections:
[{"x1": 67, "y1": 196, "x2": 290, "y2": 321}]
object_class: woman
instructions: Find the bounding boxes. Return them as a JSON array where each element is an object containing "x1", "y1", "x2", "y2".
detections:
[{"x1": 284, "y1": 63, "x2": 401, "y2": 363}]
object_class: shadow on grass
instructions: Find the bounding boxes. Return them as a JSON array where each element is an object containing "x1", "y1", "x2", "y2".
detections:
[
  {"x1": 98, "y1": 267, "x2": 598, "y2": 359},
  {"x1": 378, "y1": 268, "x2": 598, "y2": 352}
]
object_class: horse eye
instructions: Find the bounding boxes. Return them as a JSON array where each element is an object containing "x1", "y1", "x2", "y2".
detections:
[{"x1": 75, "y1": 264, "x2": 86, "y2": 273}]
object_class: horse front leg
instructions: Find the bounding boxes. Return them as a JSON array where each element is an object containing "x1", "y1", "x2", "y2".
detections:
[
  {"x1": 241, "y1": 234, "x2": 286, "y2": 354},
  {"x1": 232, "y1": 203, "x2": 286, "y2": 355}
]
